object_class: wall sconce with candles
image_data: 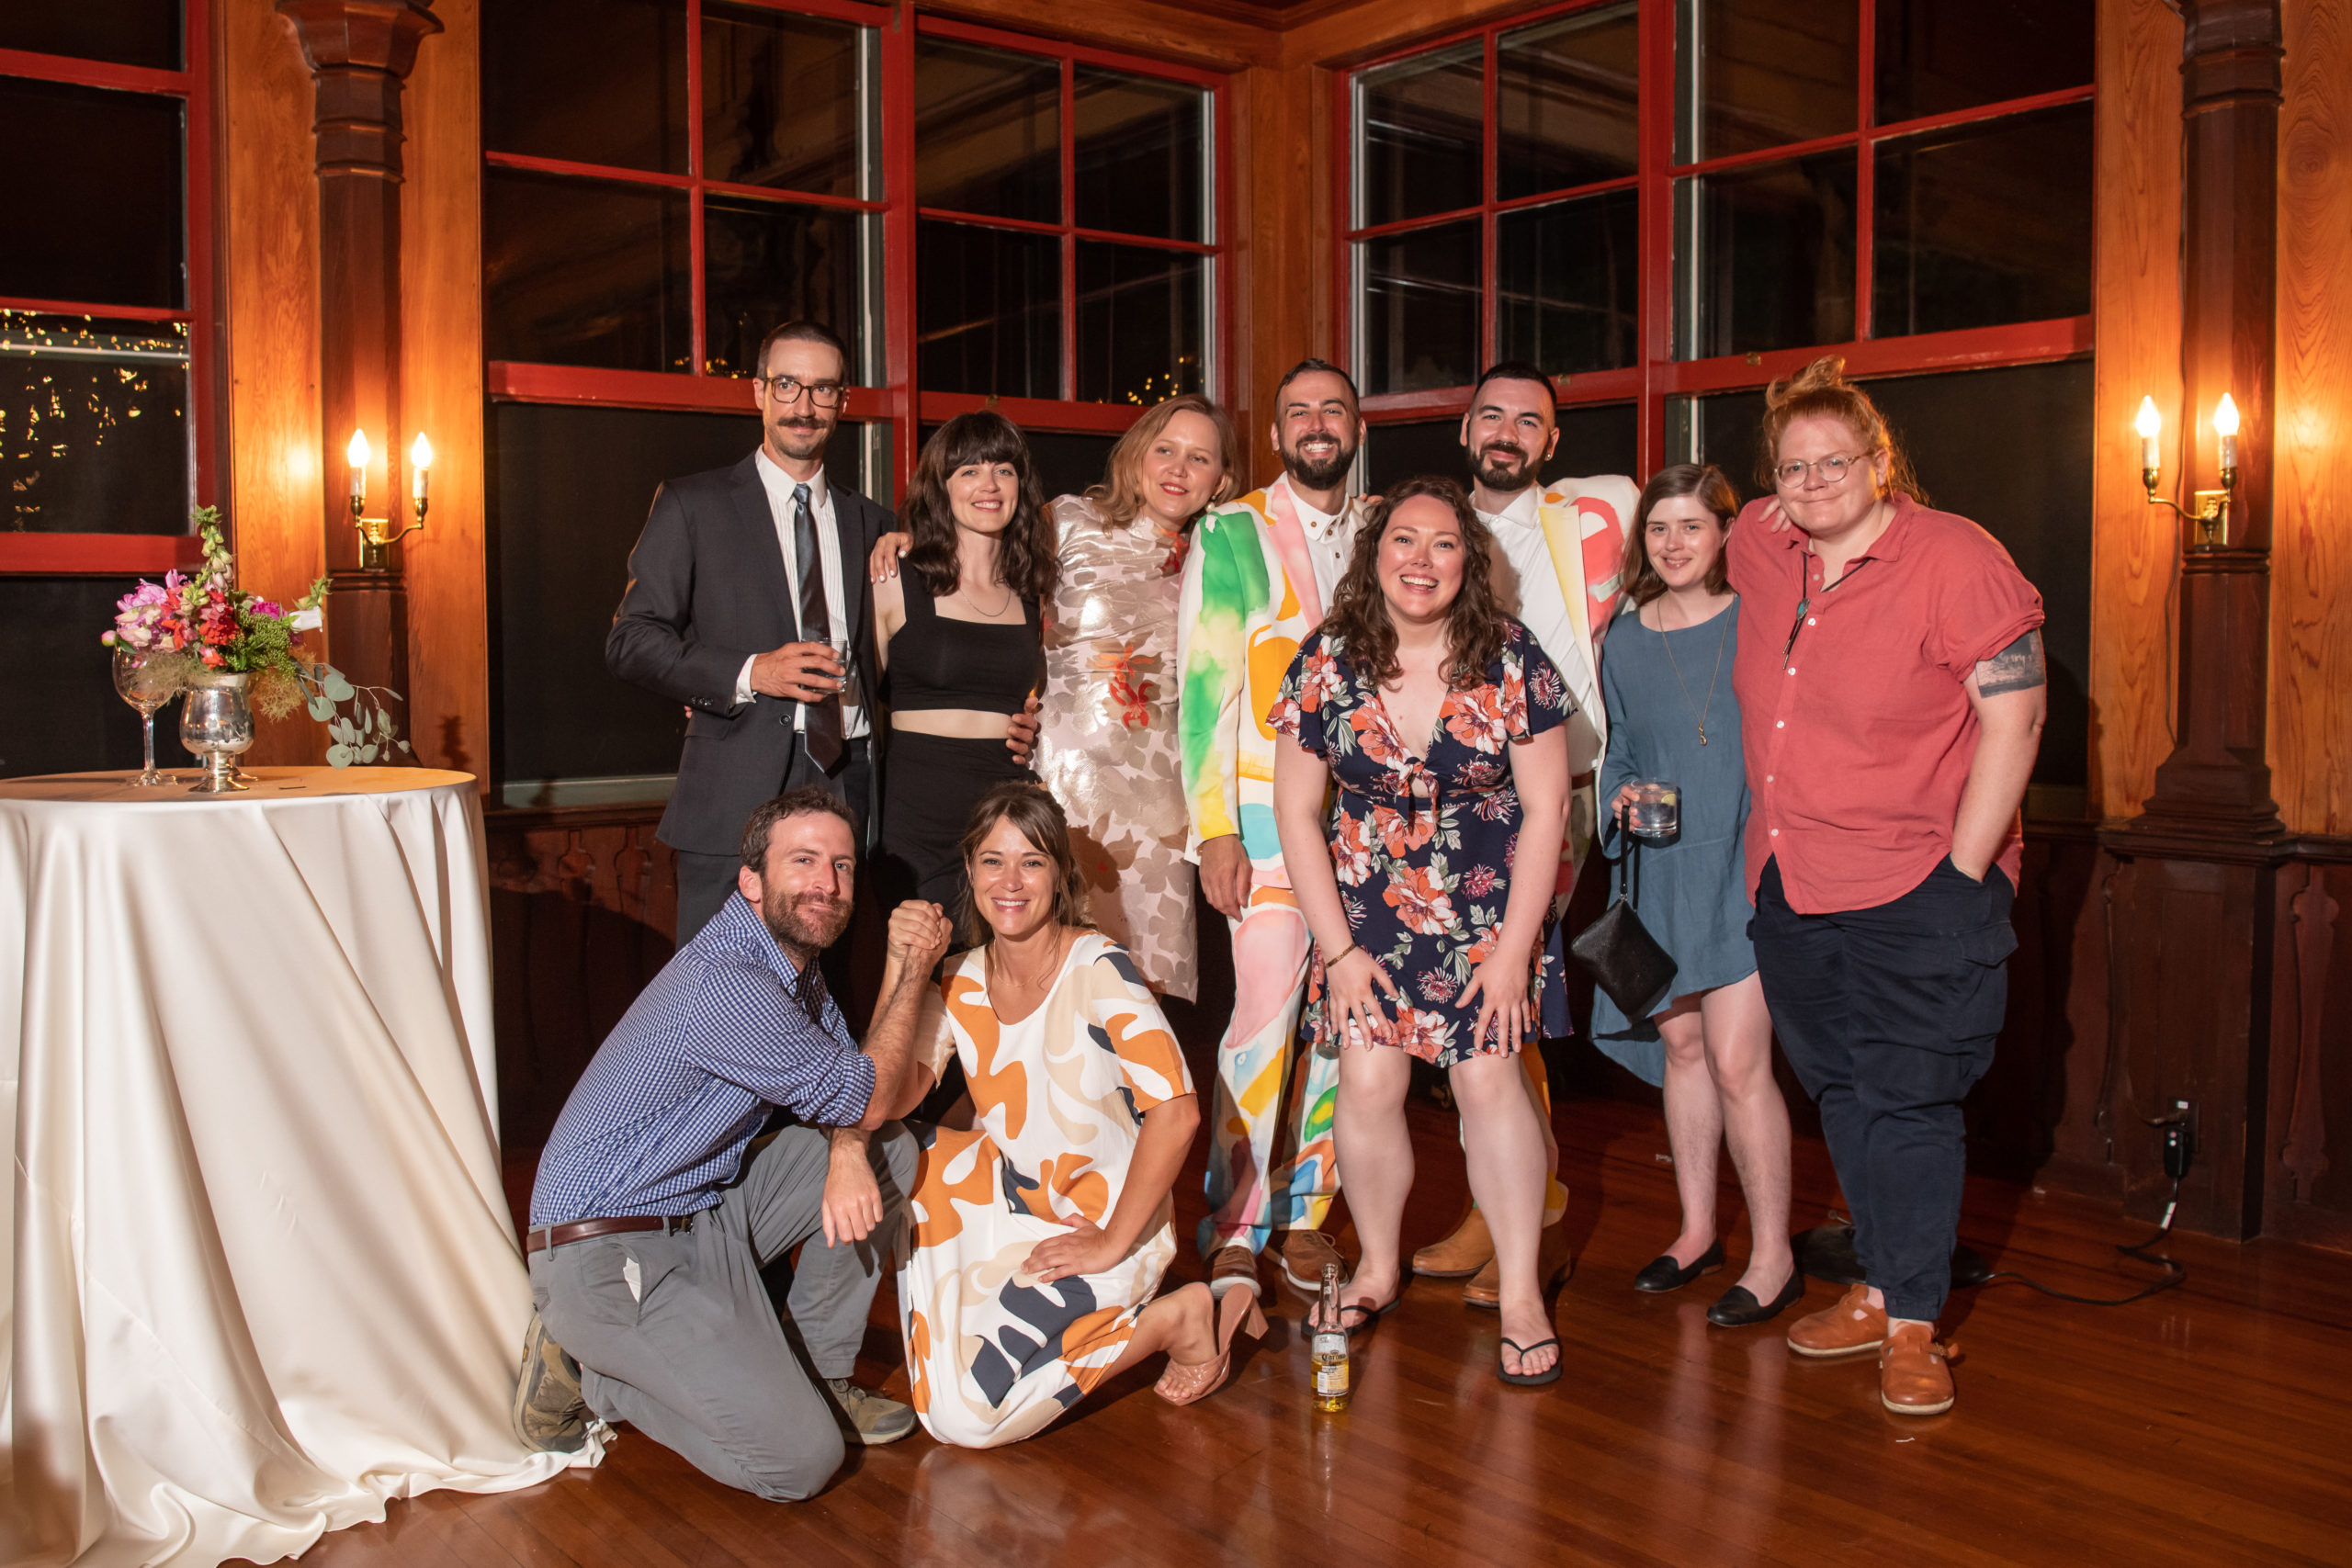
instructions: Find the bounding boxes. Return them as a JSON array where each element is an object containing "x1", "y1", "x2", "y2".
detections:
[
  {"x1": 2137, "y1": 392, "x2": 2237, "y2": 549},
  {"x1": 346, "y1": 429, "x2": 433, "y2": 570}
]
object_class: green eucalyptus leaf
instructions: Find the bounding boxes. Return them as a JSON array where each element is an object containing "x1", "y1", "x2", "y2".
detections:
[
  {"x1": 306, "y1": 695, "x2": 335, "y2": 722},
  {"x1": 326, "y1": 742, "x2": 355, "y2": 768},
  {"x1": 357, "y1": 742, "x2": 379, "y2": 763},
  {"x1": 322, "y1": 669, "x2": 356, "y2": 703}
]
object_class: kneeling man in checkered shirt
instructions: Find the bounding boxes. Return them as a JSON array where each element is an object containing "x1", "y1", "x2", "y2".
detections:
[{"x1": 512, "y1": 785, "x2": 951, "y2": 1499}]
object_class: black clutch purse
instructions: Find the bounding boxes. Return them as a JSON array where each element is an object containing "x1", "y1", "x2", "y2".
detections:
[{"x1": 1568, "y1": 838, "x2": 1679, "y2": 1022}]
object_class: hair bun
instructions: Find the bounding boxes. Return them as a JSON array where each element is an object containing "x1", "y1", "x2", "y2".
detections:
[{"x1": 1764, "y1": 354, "x2": 1849, "y2": 410}]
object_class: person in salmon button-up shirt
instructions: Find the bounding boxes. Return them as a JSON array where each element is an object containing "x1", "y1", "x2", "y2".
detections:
[{"x1": 1727, "y1": 355, "x2": 2045, "y2": 1422}]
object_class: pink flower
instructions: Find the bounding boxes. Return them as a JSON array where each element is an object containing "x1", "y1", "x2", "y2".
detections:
[
  {"x1": 1382, "y1": 863, "x2": 1457, "y2": 937},
  {"x1": 1332, "y1": 808, "x2": 1376, "y2": 886},
  {"x1": 1390, "y1": 1002, "x2": 1460, "y2": 1065},
  {"x1": 1444, "y1": 685, "x2": 1510, "y2": 753},
  {"x1": 1462, "y1": 863, "x2": 1498, "y2": 897},
  {"x1": 1298, "y1": 649, "x2": 1345, "y2": 712},
  {"x1": 1417, "y1": 969, "x2": 1457, "y2": 1003}
]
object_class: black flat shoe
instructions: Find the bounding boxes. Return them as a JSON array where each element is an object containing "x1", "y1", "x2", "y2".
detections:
[
  {"x1": 1705, "y1": 1265, "x2": 1807, "y2": 1327},
  {"x1": 1633, "y1": 1240, "x2": 1724, "y2": 1293}
]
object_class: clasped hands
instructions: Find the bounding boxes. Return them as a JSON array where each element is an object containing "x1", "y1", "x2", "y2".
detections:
[
  {"x1": 818, "y1": 902, "x2": 954, "y2": 1247},
  {"x1": 1325, "y1": 941, "x2": 1532, "y2": 1054}
]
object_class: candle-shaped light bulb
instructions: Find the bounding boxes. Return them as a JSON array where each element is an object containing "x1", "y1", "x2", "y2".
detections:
[
  {"x1": 2212, "y1": 393, "x2": 2239, "y2": 475},
  {"x1": 411, "y1": 433, "x2": 433, "y2": 502},
  {"x1": 347, "y1": 428, "x2": 370, "y2": 507},
  {"x1": 2135, "y1": 396, "x2": 2161, "y2": 478}
]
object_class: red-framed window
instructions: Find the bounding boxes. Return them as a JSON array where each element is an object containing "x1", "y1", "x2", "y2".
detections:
[
  {"x1": 1336, "y1": 0, "x2": 2095, "y2": 473},
  {"x1": 0, "y1": 4, "x2": 215, "y2": 575},
  {"x1": 1336, "y1": 0, "x2": 2097, "y2": 807},
  {"x1": 481, "y1": 0, "x2": 1228, "y2": 498}
]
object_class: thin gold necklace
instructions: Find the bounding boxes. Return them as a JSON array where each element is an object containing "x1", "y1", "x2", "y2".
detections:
[
  {"x1": 1656, "y1": 595, "x2": 1732, "y2": 746},
  {"x1": 962, "y1": 576, "x2": 1015, "y2": 619}
]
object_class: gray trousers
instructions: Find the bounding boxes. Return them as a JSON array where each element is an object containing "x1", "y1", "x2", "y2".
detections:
[{"x1": 528, "y1": 1122, "x2": 916, "y2": 1501}]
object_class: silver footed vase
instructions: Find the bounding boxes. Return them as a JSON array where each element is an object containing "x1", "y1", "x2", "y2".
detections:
[{"x1": 180, "y1": 671, "x2": 256, "y2": 794}]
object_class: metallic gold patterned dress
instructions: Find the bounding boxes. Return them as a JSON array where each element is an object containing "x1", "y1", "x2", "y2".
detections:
[{"x1": 1033, "y1": 494, "x2": 1199, "y2": 1000}]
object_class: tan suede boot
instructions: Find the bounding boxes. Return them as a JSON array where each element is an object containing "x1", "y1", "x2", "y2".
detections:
[{"x1": 1413, "y1": 1205, "x2": 1493, "y2": 1279}]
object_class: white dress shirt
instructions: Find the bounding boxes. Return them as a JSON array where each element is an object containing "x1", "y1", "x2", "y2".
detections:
[
  {"x1": 1286, "y1": 479, "x2": 1356, "y2": 613},
  {"x1": 733, "y1": 451, "x2": 869, "y2": 738}
]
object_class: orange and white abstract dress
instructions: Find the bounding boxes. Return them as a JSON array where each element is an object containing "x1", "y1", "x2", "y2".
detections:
[{"x1": 897, "y1": 932, "x2": 1194, "y2": 1448}]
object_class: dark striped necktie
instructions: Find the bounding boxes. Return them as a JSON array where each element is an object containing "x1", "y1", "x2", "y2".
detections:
[{"x1": 792, "y1": 480, "x2": 845, "y2": 771}]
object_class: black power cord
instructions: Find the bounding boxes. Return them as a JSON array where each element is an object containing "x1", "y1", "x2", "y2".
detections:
[{"x1": 1972, "y1": 1178, "x2": 2188, "y2": 1307}]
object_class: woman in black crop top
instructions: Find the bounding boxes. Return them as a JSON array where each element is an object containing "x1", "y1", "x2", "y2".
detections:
[{"x1": 871, "y1": 412, "x2": 1055, "y2": 924}]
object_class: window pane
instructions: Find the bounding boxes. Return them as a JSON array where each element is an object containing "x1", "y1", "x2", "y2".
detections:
[
  {"x1": 1363, "y1": 419, "x2": 1465, "y2": 496},
  {"x1": 704, "y1": 199, "x2": 866, "y2": 379},
  {"x1": 0, "y1": 0, "x2": 179, "y2": 70},
  {"x1": 1875, "y1": 0, "x2": 2092, "y2": 124},
  {"x1": 3, "y1": 578, "x2": 199, "y2": 780},
  {"x1": 1676, "y1": 0, "x2": 1857, "y2": 164},
  {"x1": 916, "y1": 220, "x2": 1059, "y2": 399},
  {"x1": 1360, "y1": 221, "x2": 1481, "y2": 395},
  {"x1": 1076, "y1": 243, "x2": 1203, "y2": 406},
  {"x1": 1677, "y1": 152, "x2": 1856, "y2": 359},
  {"x1": 2, "y1": 313, "x2": 187, "y2": 533},
  {"x1": 1357, "y1": 41, "x2": 1482, "y2": 228},
  {"x1": 1872, "y1": 104, "x2": 2091, "y2": 337},
  {"x1": 484, "y1": 168, "x2": 691, "y2": 372},
  {"x1": 1074, "y1": 67, "x2": 1204, "y2": 242},
  {"x1": 1497, "y1": 189, "x2": 1638, "y2": 377},
  {"x1": 482, "y1": 0, "x2": 687, "y2": 175},
  {"x1": 1497, "y1": 3, "x2": 1639, "y2": 200},
  {"x1": 1548, "y1": 401, "x2": 1641, "y2": 482},
  {"x1": 914, "y1": 40, "x2": 1059, "y2": 224},
  {"x1": 0, "y1": 80, "x2": 183, "y2": 309},
  {"x1": 702, "y1": 5, "x2": 865, "y2": 198}
]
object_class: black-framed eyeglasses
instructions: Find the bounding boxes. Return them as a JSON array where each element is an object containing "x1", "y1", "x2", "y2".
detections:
[
  {"x1": 756, "y1": 374, "x2": 846, "y2": 409},
  {"x1": 1772, "y1": 452, "x2": 1865, "y2": 490}
]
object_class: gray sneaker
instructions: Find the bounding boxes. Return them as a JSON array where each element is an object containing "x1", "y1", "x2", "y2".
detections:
[
  {"x1": 511, "y1": 1308, "x2": 588, "y2": 1452},
  {"x1": 824, "y1": 1377, "x2": 917, "y2": 1445}
]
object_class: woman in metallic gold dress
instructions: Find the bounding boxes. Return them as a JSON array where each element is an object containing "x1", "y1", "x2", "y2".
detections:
[{"x1": 873, "y1": 396, "x2": 1239, "y2": 998}]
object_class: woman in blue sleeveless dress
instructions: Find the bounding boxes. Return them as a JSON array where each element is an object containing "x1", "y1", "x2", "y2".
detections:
[{"x1": 1592, "y1": 464, "x2": 1800, "y2": 1328}]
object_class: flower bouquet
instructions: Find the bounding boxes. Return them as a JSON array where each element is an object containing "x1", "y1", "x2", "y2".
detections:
[{"x1": 102, "y1": 508, "x2": 410, "y2": 769}]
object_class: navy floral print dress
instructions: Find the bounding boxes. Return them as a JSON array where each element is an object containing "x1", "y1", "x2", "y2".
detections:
[{"x1": 1269, "y1": 618, "x2": 1576, "y2": 1068}]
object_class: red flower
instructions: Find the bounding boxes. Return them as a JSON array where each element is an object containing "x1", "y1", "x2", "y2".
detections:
[
  {"x1": 1372, "y1": 802, "x2": 1436, "y2": 858},
  {"x1": 1390, "y1": 1002, "x2": 1460, "y2": 1065},
  {"x1": 1381, "y1": 862, "x2": 1457, "y2": 937},
  {"x1": 1498, "y1": 664, "x2": 1529, "y2": 731},
  {"x1": 1267, "y1": 695, "x2": 1302, "y2": 738},
  {"x1": 1461, "y1": 863, "x2": 1499, "y2": 897},
  {"x1": 1350, "y1": 704, "x2": 1410, "y2": 769},
  {"x1": 1298, "y1": 649, "x2": 1345, "y2": 712},
  {"x1": 1444, "y1": 684, "x2": 1510, "y2": 753},
  {"x1": 1332, "y1": 808, "x2": 1376, "y2": 887}
]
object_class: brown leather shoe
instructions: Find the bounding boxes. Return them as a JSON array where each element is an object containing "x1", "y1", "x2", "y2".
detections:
[
  {"x1": 1207, "y1": 1242, "x2": 1261, "y2": 1299},
  {"x1": 1786, "y1": 1280, "x2": 1886, "y2": 1358},
  {"x1": 1879, "y1": 1322, "x2": 1956, "y2": 1416},
  {"x1": 1463, "y1": 1223, "x2": 1572, "y2": 1309},
  {"x1": 1413, "y1": 1205, "x2": 1493, "y2": 1279},
  {"x1": 1278, "y1": 1228, "x2": 1347, "y2": 1294}
]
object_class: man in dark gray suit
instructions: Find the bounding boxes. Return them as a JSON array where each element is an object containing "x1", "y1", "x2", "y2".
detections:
[{"x1": 609, "y1": 321, "x2": 901, "y2": 947}]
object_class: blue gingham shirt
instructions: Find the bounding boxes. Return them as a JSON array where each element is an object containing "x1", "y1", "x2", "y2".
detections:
[{"x1": 528, "y1": 892, "x2": 874, "y2": 1225}]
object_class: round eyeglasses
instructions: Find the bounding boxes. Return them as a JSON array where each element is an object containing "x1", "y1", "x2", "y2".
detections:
[
  {"x1": 756, "y1": 374, "x2": 847, "y2": 409},
  {"x1": 1773, "y1": 453, "x2": 1865, "y2": 489}
]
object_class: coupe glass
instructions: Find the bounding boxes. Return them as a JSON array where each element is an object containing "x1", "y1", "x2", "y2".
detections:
[{"x1": 111, "y1": 646, "x2": 179, "y2": 786}]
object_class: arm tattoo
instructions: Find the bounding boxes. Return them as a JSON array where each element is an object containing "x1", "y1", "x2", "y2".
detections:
[{"x1": 1974, "y1": 629, "x2": 2046, "y2": 697}]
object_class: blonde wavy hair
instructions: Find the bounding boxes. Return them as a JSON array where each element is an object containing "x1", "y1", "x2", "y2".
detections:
[
  {"x1": 1758, "y1": 355, "x2": 1928, "y2": 505},
  {"x1": 1083, "y1": 394, "x2": 1241, "y2": 530}
]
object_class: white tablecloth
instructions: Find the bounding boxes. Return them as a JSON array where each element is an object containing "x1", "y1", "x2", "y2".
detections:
[{"x1": 0, "y1": 768, "x2": 593, "y2": 1567}]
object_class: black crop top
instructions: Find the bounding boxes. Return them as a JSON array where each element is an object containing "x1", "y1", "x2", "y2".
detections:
[{"x1": 886, "y1": 568, "x2": 1046, "y2": 714}]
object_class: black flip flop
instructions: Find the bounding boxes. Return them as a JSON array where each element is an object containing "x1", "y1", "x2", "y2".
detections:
[
  {"x1": 1498, "y1": 1337, "x2": 1563, "y2": 1387},
  {"x1": 1315, "y1": 1292, "x2": 1402, "y2": 1335}
]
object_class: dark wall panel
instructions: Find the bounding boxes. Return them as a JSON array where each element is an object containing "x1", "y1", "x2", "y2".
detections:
[{"x1": 0, "y1": 577, "x2": 198, "y2": 779}]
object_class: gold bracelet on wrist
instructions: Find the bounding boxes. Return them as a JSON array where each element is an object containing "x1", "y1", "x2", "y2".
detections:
[{"x1": 1325, "y1": 941, "x2": 1357, "y2": 967}]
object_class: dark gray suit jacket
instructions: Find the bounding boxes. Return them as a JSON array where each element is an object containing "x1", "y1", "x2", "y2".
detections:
[{"x1": 606, "y1": 452, "x2": 892, "y2": 856}]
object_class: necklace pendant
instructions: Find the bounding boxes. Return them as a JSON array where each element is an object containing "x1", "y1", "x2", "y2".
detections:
[{"x1": 1698, "y1": 727, "x2": 1707, "y2": 746}]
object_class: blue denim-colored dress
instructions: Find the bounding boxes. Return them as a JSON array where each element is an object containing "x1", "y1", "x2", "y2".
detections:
[{"x1": 1589, "y1": 598, "x2": 1758, "y2": 1084}]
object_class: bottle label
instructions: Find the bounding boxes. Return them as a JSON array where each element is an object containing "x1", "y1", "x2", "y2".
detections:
[{"x1": 1314, "y1": 1359, "x2": 1349, "y2": 1396}]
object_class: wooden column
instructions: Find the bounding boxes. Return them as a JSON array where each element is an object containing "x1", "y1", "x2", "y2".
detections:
[
  {"x1": 275, "y1": 0, "x2": 442, "y2": 702},
  {"x1": 2099, "y1": 0, "x2": 2290, "y2": 1238}
]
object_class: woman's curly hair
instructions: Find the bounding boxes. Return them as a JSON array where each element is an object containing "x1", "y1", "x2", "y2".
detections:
[
  {"x1": 900, "y1": 411, "x2": 1058, "y2": 604},
  {"x1": 1319, "y1": 474, "x2": 1508, "y2": 688}
]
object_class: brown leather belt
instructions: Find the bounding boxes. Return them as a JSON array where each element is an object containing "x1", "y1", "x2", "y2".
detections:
[{"x1": 526, "y1": 1213, "x2": 697, "y2": 1256}]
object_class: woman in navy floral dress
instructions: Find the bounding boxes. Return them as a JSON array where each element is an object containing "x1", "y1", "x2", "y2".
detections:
[{"x1": 1270, "y1": 476, "x2": 1574, "y2": 1386}]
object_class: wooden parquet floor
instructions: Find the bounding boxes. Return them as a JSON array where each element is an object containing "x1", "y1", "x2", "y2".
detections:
[{"x1": 281, "y1": 1066, "x2": 2352, "y2": 1568}]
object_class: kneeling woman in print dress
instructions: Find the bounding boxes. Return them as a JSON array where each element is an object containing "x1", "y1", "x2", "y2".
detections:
[{"x1": 893, "y1": 783, "x2": 1265, "y2": 1447}]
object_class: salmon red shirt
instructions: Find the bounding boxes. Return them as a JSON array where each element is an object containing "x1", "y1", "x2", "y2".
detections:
[{"x1": 1727, "y1": 492, "x2": 2043, "y2": 915}]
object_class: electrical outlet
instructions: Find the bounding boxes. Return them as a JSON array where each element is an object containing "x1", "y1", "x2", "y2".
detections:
[{"x1": 2162, "y1": 1099, "x2": 2195, "y2": 1179}]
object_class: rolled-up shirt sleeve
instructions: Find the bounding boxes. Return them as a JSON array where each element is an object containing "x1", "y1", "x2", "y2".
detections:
[{"x1": 684, "y1": 965, "x2": 876, "y2": 1126}]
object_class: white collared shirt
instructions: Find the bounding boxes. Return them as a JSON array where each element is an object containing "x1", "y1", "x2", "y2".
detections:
[
  {"x1": 1284, "y1": 477, "x2": 1356, "y2": 612},
  {"x1": 733, "y1": 451, "x2": 869, "y2": 738}
]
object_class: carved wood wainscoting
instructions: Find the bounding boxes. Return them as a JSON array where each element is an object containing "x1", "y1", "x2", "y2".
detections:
[
  {"x1": 483, "y1": 801, "x2": 677, "y2": 1151},
  {"x1": 2267, "y1": 842, "x2": 2352, "y2": 1248}
]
